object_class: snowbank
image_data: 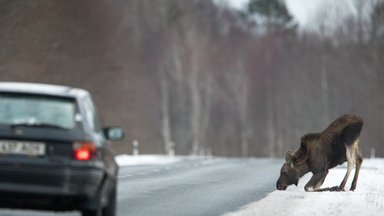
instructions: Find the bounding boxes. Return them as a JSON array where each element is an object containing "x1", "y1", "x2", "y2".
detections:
[
  {"x1": 115, "y1": 154, "x2": 182, "y2": 166},
  {"x1": 225, "y1": 159, "x2": 384, "y2": 216}
]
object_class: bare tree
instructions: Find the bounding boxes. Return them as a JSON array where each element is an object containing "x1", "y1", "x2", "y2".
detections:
[{"x1": 234, "y1": 59, "x2": 251, "y2": 157}]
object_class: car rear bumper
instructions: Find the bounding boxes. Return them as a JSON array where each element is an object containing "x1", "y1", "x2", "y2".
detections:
[{"x1": 0, "y1": 164, "x2": 105, "y2": 209}]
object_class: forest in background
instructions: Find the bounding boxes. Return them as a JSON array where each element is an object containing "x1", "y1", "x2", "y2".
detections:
[{"x1": 0, "y1": 0, "x2": 384, "y2": 157}]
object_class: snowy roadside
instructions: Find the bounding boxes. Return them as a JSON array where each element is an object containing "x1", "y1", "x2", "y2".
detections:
[
  {"x1": 115, "y1": 154, "x2": 183, "y2": 166},
  {"x1": 224, "y1": 159, "x2": 384, "y2": 216}
]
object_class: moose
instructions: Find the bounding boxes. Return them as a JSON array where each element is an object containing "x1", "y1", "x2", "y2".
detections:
[{"x1": 276, "y1": 114, "x2": 364, "y2": 192}]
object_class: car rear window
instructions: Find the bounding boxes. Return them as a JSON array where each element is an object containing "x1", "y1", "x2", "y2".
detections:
[{"x1": 0, "y1": 93, "x2": 77, "y2": 129}]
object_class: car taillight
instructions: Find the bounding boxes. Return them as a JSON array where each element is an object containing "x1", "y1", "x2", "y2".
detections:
[{"x1": 72, "y1": 142, "x2": 96, "y2": 161}]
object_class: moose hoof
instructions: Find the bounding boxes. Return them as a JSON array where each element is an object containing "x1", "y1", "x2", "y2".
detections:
[
  {"x1": 329, "y1": 186, "x2": 338, "y2": 191},
  {"x1": 329, "y1": 186, "x2": 345, "y2": 192}
]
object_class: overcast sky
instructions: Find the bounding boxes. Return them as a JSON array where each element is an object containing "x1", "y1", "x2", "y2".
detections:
[{"x1": 285, "y1": 0, "x2": 325, "y2": 26}]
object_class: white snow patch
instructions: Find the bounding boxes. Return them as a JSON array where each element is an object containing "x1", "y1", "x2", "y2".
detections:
[
  {"x1": 115, "y1": 154, "x2": 182, "y2": 166},
  {"x1": 224, "y1": 159, "x2": 384, "y2": 216}
]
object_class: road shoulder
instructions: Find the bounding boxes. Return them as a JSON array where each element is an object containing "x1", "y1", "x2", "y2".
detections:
[{"x1": 224, "y1": 159, "x2": 384, "y2": 216}]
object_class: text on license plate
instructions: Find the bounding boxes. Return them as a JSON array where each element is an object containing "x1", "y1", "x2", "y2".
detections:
[{"x1": 0, "y1": 140, "x2": 46, "y2": 156}]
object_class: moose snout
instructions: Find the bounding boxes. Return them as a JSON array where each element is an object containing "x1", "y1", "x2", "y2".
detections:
[{"x1": 276, "y1": 181, "x2": 287, "y2": 190}]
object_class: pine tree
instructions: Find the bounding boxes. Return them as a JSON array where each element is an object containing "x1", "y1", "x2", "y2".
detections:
[{"x1": 247, "y1": 0, "x2": 295, "y2": 32}]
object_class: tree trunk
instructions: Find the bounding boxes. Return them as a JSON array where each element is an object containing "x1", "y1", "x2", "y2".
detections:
[
  {"x1": 190, "y1": 66, "x2": 201, "y2": 155},
  {"x1": 160, "y1": 68, "x2": 174, "y2": 155}
]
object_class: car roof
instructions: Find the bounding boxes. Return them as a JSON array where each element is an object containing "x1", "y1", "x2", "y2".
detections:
[{"x1": 0, "y1": 82, "x2": 90, "y2": 99}]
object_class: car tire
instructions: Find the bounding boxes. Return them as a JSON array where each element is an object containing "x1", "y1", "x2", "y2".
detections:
[
  {"x1": 81, "y1": 209, "x2": 102, "y2": 216},
  {"x1": 82, "y1": 185, "x2": 116, "y2": 216},
  {"x1": 103, "y1": 185, "x2": 117, "y2": 216}
]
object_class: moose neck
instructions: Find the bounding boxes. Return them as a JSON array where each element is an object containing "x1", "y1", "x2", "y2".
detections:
[{"x1": 296, "y1": 161, "x2": 310, "y2": 178}]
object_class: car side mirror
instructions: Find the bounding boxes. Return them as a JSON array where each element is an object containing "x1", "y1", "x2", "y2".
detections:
[{"x1": 104, "y1": 127, "x2": 125, "y2": 141}]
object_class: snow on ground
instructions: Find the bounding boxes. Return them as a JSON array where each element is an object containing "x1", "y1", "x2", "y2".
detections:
[
  {"x1": 225, "y1": 159, "x2": 384, "y2": 216},
  {"x1": 115, "y1": 154, "x2": 183, "y2": 166}
]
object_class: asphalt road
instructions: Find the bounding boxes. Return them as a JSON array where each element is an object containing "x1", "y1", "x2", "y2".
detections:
[{"x1": 0, "y1": 158, "x2": 282, "y2": 216}]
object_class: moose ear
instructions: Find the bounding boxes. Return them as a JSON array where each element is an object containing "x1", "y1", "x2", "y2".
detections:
[{"x1": 285, "y1": 151, "x2": 292, "y2": 163}]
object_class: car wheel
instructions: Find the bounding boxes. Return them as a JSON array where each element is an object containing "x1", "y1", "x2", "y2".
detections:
[
  {"x1": 82, "y1": 185, "x2": 117, "y2": 216},
  {"x1": 81, "y1": 209, "x2": 102, "y2": 216},
  {"x1": 103, "y1": 185, "x2": 117, "y2": 216}
]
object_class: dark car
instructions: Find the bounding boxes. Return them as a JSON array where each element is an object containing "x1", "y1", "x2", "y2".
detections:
[{"x1": 0, "y1": 82, "x2": 124, "y2": 216}]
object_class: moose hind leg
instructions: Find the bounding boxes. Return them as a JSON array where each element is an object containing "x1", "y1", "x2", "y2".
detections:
[
  {"x1": 350, "y1": 149, "x2": 363, "y2": 191},
  {"x1": 338, "y1": 141, "x2": 358, "y2": 191}
]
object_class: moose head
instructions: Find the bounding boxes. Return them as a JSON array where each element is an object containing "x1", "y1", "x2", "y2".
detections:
[{"x1": 276, "y1": 149, "x2": 309, "y2": 190}]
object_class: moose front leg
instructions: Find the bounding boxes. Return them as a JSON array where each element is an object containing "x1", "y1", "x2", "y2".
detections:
[{"x1": 304, "y1": 171, "x2": 328, "y2": 192}]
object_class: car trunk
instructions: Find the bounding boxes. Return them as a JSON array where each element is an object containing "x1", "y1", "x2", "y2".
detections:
[{"x1": 0, "y1": 125, "x2": 89, "y2": 162}]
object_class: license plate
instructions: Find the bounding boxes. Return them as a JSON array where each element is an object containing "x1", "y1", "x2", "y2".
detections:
[{"x1": 0, "y1": 140, "x2": 46, "y2": 156}]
